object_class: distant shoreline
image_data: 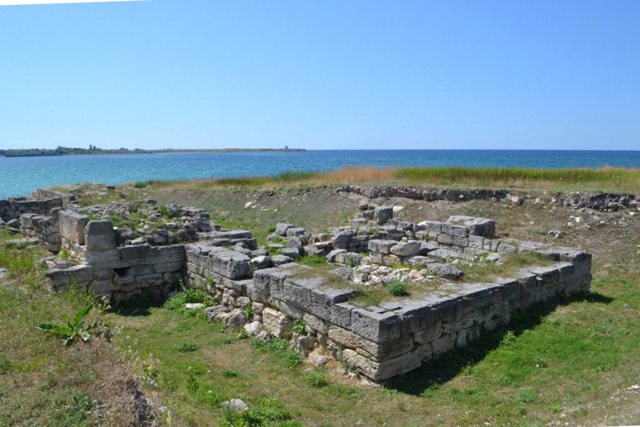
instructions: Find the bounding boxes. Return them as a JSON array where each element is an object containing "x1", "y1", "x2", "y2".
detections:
[{"x1": 0, "y1": 147, "x2": 306, "y2": 158}]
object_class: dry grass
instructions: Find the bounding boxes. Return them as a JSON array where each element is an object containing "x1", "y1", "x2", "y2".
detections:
[{"x1": 128, "y1": 165, "x2": 640, "y2": 194}]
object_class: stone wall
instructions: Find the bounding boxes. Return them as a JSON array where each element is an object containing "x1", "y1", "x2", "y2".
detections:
[
  {"x1": 0, "y1": 196, "x2": 63, "y2": 222},
  {"x1": 46, "y1": 219, "x2": 185, "y2": 301},
  {"x1": 337, "y1": 185, "x2": 509, "y2": 202},
  {"x1": 247, "y1": 246, "x2": 591, "y2": 381},
  {"x1": 182, "y1": 224, "x2": 591, "y2": 381}
]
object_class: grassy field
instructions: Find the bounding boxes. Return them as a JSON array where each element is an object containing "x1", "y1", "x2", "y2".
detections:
[
  {"x1": 4, "y1": 174, "x2": 640, "y2": 425},
  {"x1": 125, "y1": 165, "x2": 640, "y2": 193}
]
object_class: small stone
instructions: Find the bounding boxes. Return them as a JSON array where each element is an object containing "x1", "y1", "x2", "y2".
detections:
[
  {"x1": 271, "y1": 254, "x2": 294, "y2": 266},
  {"x1": 204, "y1": 305, "x2": 229, "y2": 322},
  {"x1": 548, "y1": 229, "x2": 565, "y2": 239},
  {"x1": 373, "y1": 206, "x2": 393, "y2": 224},
  {"x1": 312, "y1": 355, "x2": 328, "y2": 367},
  {"x1": 275, "y1": 223, "x2": 293, "y2": 236},
  {"x1": 184, "y1": 303, "x2": 204, "y2": 310},
  {"x1": 220, "y1": 399, "x2": 248, "y2": 413},
  {"x1": 251, "y1": 255, "x2": 272, "y2": 269},
  {"x1": 244, "y1": 321, "x2": 263, "y2": 337}
]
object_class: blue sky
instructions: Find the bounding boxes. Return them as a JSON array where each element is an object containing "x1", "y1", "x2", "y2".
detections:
[{"x1": 0, "y1": 0, "x2": 638, "y2": 150}]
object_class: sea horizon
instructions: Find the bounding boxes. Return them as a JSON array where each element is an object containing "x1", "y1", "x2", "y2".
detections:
[{"x1": 2, "y1": 149, "x2": 640, "y2": 199}]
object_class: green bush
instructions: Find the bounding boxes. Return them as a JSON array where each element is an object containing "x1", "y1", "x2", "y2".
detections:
[
  {"x1": 164, "y1": 288, "x2": 214, "y2": 313},
  {"x1": 37, "y1": 304, "x2": 106, "y2": 346},
  {"x1": 292, "y1": 320, "x2": 305, "y2": 336},
  {"x1": 386, "y1": 281, "x2": 409, "y2": 297},
  {"x1": 174, "y1": 342, "x2": 198, "y2": 353},
  {"x1": 220, "y1": 397, "x2": 297, "y2": 427},
  {"x1": 305, "y1": 369, "x2": 330, "y2": 388}
]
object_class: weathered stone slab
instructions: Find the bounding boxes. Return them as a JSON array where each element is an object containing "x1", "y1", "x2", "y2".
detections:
[
  {"x1": 85, "y1": 220, "x2": 116, "y2": 251},
  {"x1": 58, "y1": 210, "x2": 89, "y2": 245},
  {"x1": 368, "y1": 239, "x2": 397, "y2": 255},
  {"x1": 205, "y1": 247, "x2": 252, "y2": 280},
  {"x1": 390, "y1": 241, "x2": 421, "y2": 257}
]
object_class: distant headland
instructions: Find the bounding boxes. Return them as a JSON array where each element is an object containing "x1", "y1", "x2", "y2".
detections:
[{"x1": 0, "y1": 146, "x2": 305, "y2": 158}]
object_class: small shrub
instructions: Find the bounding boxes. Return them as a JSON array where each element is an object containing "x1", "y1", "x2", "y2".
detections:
[
  {"x1": 164, "y1": 288, "x2": 214, "y2": 313},
  {"x1": 386, "y1": 281, "x2": 409, "y2": 297},
  {"x1": 222, "y1": 369, "x2": 239, "y2": 378},
  {"x1": 37, "y1": 304, "x2": 105, "y2": 346},
  {"x1": 0, "y1": 355, "x2": 12, "y2": 373},
  {"x1": 174, "y1": 342, "x2": 198, "y2": 353},
  {"x1": 186, "y1": 373, "x2": 200, "y2": 394},
  {"x1": 58, "y1": 247, "x2": 69, "y2": 261},
  {"x1": 305, "y1": 369, "x2": 330, "y2": 388},
  {"x1": 221, "y1": 397, "x2": 296, "y2": 426},
  {"x1": 242, "y1": 305, "x2": 253, "y2": 319},
  {"x1": 292, "y1": 320, "x2": 305, "y2": 336},
  {"x1": 267, "y1": 225, "x2": 276, "y2": 233},
  {"x1": 133, "y1": 181, "x2": 151, "y2": 188},
  {"x1": 158, "y1": 205, "x2": 175, "y2": 219}
]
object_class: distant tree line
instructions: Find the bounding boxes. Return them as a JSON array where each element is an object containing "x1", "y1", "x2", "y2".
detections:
[
  {"x1": 0, "y1": 146, "x2": 304, "y2": 158},
  {"x1": 0, "y1": 146, "x2": 138, "y2": 157}
]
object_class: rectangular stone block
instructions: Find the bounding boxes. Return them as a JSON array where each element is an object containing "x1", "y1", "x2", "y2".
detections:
[
  {"x1": 367, "y1": 239, "x2": 398, "y2": 255},
  {"x1": 437, "y1": 234, "x2": 454, "y2": 245},
  {"x1": 205, "y1": 247, "x2": 252, "y2": 280},
  {"x1": 58, "y1": 210, "x2": 89, "y2": 245},
  {"x1": 350, "y1": 308, "x2": 402, "y2": 343},
  {"x1": 85, "y1": 220, "x2": 116, "y2": 251},
  {"x1": 262, "y1": 307, "x2": 292, "y2": 338}
]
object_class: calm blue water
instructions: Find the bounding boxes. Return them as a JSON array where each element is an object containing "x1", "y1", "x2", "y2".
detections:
[{"x1": 1, "y1": 150, "x2": 640, "y2": 199}]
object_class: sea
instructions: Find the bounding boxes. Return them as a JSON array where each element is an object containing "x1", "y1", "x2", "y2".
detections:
[{"x1": 1, "y1": 149, "x2": 640, "y2": 199}]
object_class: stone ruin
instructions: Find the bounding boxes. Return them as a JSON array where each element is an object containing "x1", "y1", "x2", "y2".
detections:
[{"x1": 1, "y1": 189, "x2": 592, "y2": 382}]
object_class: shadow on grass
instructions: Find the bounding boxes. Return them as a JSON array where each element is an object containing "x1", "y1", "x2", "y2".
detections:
[
  {"x1": 386, "y1": 291, "x2": 612, "y2": 395},
  {"x1": 110, "y1": 293, "x2": 167, "y2": 317}
]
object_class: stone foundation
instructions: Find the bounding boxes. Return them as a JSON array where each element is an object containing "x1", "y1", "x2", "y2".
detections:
[{"x1": 2, "y1": 188, "x2": 593, "y2": 382}]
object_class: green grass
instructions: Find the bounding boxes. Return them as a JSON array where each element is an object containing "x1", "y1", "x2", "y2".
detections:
[
  {"x1": 138, "y1": 165, "x2": 640, "y2": 194},
  {"x1": 0, "y1": 242, "x2": 135, "y2": 425},
  {"x1": 456, "y1": 252, "x2": 555, "y2": 283},
  {"x1": 386, "y1": 280, "x2": 410, "y2": 297},
  {"x1": 393, "y1": 166, "x2": 640, "y2": 192}
]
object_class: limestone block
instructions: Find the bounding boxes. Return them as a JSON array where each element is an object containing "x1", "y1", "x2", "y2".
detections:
[
  {"x1": 436, "y1": 234, "x2": 454, "y2": 245},
  {"x1": 331, "y1": 230, "x2": 354, "y2": 250},
  {"x1": 431, "y1": 333, "x2": 456, "y2": 356},
  {"x1": 373, "y1": 206, "x2": 393, "y2": 225},
  {"x1": 334, "y1": 252, "x2": 363, "y2": 266},
  {"x1": 286, "y1": 227, "x2": 306, "y2": 237},
  {"x1": 468, "y1": 235, "x2": 485, "y2": 250},
  {"x1": 153, "y1": 261, "x2": 184, "y2": 274},
  {"x1": 46, "y1": 265, "x2": 93, "y2": 288},
  {"x1": 328, "y1": 326, "x2": 413, "y2": 361},
  {"x1": 88, "y1": 280, "x2": 111, "y2": 297},
  {"x1": 262, "y1": 307, "x2": 292, "y2": 338},
  {"x1": 206, "y1": 247, "x2": 252, "y2": 279},
  {"x1": 58, "y1": 210, "x2": 89, "y2": 245},
  {"x1": 275, "y1": 223, "x2": 292, "y2": 236},
  {"x1": 326, "y1": 249, "x2": 346, "y2": 262},
  {"x1": 303, "y1": 312, "x2": 328, "y2": 334},
  {"x1": 390, "y1": 241, "x2": 421, "y2": 257},
  {"x1": 497, "y1": 242, "x2": 517, "y2": 254},
  {"x1": 367, "y1": 239, "x2": 397, "y2": 255},
  {"x1": 442, "y1": 223, "x2": 468, "y2": 237},
  {"x1": 86, "y1": 249, "x2": 120, "y2": 268},
  {"x1": 350, "y1": 308, "x2": 401, "y2": 343},
  {"x1": 328, "y1": 302, "x2": 354, "y2": 328},
  {"x1": 85, "y1": 220, "x2": 116, "y2": 251}
]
